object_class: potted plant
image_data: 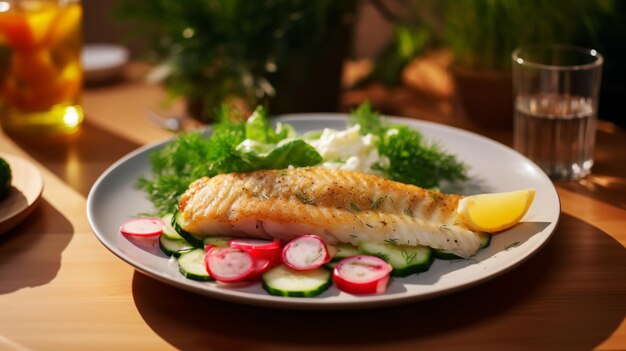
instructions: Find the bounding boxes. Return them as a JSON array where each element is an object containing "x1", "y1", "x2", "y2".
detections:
[
  {"x1": 357, "y1": 0, "x2": 609, "y2": 128},
  {"x1": 117, "y1": 0, "x2": 356, "y2": 123},
  {"x1": 441, "y1": 0, "x2": 604, "y2": 127}
]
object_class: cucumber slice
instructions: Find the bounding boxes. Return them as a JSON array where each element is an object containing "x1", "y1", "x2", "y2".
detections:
[
  {"x1": 178, "y1": 249, "x2": 211, "y2": 281},
  {"x1": 262, "y1": 264, "x2": 331, "y2": 297},
  {"x1": 330, "y1": 243, "x2": 361, "y2": 262},
  {"x1": 433, "y1": 232, "x2": 492, "y2": 260},
  {"x1": 480, "y1": 232, "x2": 492, "y2": 249},
  {"x1": 159, "y1": 234, "x2": 194, "y2": 258},
  {"x1": 172, "y1": 211, "x2": 204, "y2": 248},
  {"x1": 161, "y1": 213, "x2": 184, "y2": 241},
  {"x1": 203, "y1": 236, "x2": 232, "y2": 248},
  {"x1": 358, "y1": 241, "x2": 433, "y2": 277},
  {"x1": 432, "y1": 249, "x2": 463, "y2": 260}
]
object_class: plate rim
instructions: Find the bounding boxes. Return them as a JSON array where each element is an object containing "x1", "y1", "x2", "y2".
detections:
[
  {"x1": 86, "y1": 114, "x2": 560, "y2": 309},
  {"x1": 0, "y1": 153, "x2": 44, "y2": 235}
]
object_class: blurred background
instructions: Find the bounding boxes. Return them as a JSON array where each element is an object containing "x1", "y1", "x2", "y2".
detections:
[{"x1": 83, "y1": 0, "x2": 625, "y2": 128}]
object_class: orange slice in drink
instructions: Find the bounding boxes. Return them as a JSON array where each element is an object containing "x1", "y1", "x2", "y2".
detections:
[
  {"x1": 45, "y1": 3, "x2": 81, "y2": 46},
  {"x1": 24, "y1": 2, "x2": 57, "y2": 48},
  {"x1": 11, "y1": 49, "x2": 59, "y2": 86},
  {"x1": 0, "y1": 2, "x2": 57, "y2": 51},
  {"x1": 56, "y1": 61, "x2": 81, "y2": 102},
  {"x1": 0, "y1": 13, "x2": 36, "y2": 50}
]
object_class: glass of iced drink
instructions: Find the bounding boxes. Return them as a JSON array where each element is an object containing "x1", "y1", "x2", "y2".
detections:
[
  {"x1": 512, "y1": 45, "x2": 603, "y2": 181},
  {"x1": 0, "y1": 0, "x2": 82, "y2": 137}
]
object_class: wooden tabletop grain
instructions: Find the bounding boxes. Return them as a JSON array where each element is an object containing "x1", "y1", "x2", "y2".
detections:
[{"x1": 0, "y1": 68, "x2": 624, "y2": 351}]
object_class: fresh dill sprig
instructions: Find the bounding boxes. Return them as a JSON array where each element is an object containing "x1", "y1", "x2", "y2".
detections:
[
  {"x1": 295, "y1": 191, "x2": 316, "y2": 205},
  {"x1": 371, "y1": 196, "x2": 386, "y2": 210},
  {"x1": 439, "y1": 224, "x2": 452, "y2": 232},
  {"x1": 348, "y1": 202, "x2": 362, "y2": 213},
  {"x1": 350, "y1": 101, "x2": 468, "y2": 189},
  {"x1": 384, "y1": 238, "x2": 399, "y2": 246},
  {"x1": 430, "y1": 191, "x2": 442, "y2": 202},
  {"x1": 401, "y1": 249, "x2": 419, "y2": 264},
  {"x1": 505, "y1": 242, "x2": 522, "y2": 251},
  {"x1": 255, "y1": 192, "x2": 270, "y2": 201}
]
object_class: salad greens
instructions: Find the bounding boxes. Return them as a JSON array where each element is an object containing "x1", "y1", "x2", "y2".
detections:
[
  {"x1": 350, "y1": 103, "x2": 468, "y2": 189},
  {"x1": 138, "y1": 102, "x2": 467, "y2": 215},
  {"x1": 138, "y1": 106, "x2": 321, "y2": 214}
]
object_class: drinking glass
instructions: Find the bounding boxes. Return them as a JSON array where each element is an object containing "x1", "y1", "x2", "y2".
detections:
[
  {"x1": 0, "y1": 0, "x2": 83, "y2": 137},
  {"x1": 512, "y1": 45, "x2": 603, "y2": 181}
]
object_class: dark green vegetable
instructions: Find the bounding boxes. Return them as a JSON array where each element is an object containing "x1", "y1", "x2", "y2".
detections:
[
  {"x1": 172, "y1": 211, "x2": 204, "y2": 248},
  {"x1": 159, "y1": 235, "x2": 194, "y2": 258},
  {"x1": 0, "y1": 157, "x2": 11, "y2": 198}
]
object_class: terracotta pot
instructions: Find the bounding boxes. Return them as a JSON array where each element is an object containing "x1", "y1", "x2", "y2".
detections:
[{"x1": 451, "y1": 67, "x2": 514, "y2": 128}]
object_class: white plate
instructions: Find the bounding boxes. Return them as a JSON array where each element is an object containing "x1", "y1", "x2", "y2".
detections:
[
  {"x1": 86, "y1": 114, "x2": 560, "y2": 309},
  {"x1": 0, "y1": 153, "x2": 44, "y2": 235},
  {"x1": 82, "y1": 44, "x2": 129, "y2": 83}
]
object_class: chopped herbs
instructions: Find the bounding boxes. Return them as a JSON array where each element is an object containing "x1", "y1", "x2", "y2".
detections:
[
  {"x1": 430, "y1": 192, "x2": 441, "y2": 202},
  {"x1": 253, "y1": 191, "x2": 270, "y2": 201},
  {"x1": 348, "y1": 202, "x2": 362, "y2": 213},
  {"x1": 505, "y1": 242, "x2": 522, "y2": 250},
  {"x1": 384, "y1": 238, "x2": 399, "y2": 246},
  {"x1": 371, "y1": 196, "x2": 386, "y2": 209},
  {"x1": 439, "y1": 224, "x2": 452, "y2": 232},
  {"x1": 404, "y1": 208, "x2": 414, "y2": 217},
  {"x1": 295, "y1": 191, "x2": 316, "y2": 205},
  {"x1": 401, "y1": 249, "x2": 419, "y2": 264}
]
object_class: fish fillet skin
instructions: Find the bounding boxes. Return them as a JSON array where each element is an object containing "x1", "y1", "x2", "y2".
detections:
[{"x1": 178, "y1": 167, "x2": 483, "y2": 257}]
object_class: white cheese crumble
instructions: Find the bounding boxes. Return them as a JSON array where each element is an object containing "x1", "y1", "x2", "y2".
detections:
[{"x1": 308, "y1": 125, "x2": 388, "y2": 175}]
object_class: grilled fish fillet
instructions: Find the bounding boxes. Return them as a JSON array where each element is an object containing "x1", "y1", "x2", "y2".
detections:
[{"x1": 178, "y1": 167, "x2": 484, "y2": 257}]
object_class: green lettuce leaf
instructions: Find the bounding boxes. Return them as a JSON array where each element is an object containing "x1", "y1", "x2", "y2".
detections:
[{"x1": 245, "y1": 106, "x2": 295, "y2": 143}]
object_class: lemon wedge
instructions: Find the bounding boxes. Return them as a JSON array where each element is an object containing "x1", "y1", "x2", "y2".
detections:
[{"x1": 457, "y1": 189, "x2": 536, "y2": 233}]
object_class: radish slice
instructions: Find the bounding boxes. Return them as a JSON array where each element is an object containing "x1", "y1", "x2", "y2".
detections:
[
  {"x1": 333, "y1": 255, "x2": 392, "y2": 295},
  {"x1": 205, "y1": 247, "x2": 255, "y2": 283},
  {"x1": 249, "y1": 257, "x2": 273, "y2": 279},
  {"x1": 120, "y1": 218, "x2": 164, "y2": 238},
  {"x1": 229, "y1": 239, "x2": 282, "y2": 265},
  {"x1": 282, "y1": 235, "x2": 331, "y2": 271}
]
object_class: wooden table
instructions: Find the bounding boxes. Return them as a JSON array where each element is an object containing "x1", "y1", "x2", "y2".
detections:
[{"x1": 0, "y1": 70, "x2": 624, "y2": 350}]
